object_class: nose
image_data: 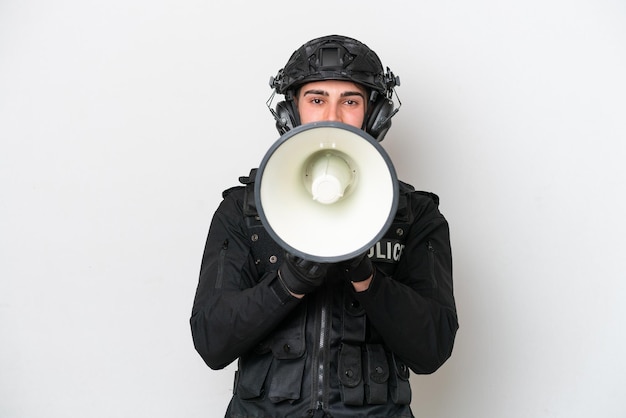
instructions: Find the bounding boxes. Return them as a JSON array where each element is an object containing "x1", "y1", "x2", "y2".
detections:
[{"x1": 325, "y1": 103, "x2": 341, "y2": 122}]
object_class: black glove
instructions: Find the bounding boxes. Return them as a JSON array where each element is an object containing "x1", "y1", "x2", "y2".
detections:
[
  {"x1": 340, "y1": 253, "x2": 374, "y2": 283},
  {"x1": 279, "y1": 252, "x2": 328, "y2": 295}
]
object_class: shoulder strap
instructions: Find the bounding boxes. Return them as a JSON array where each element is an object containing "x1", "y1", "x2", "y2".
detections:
[
  {"x1": 239, "y1": 168, "x2": 259, "y2": 217},
  {"x1": 239, "y1": 168, "x2": 284, "y2": 279}
]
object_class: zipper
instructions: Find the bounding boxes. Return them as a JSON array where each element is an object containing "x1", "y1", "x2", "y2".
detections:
[
  {"x1": 309, "y1": 402, "x2": 326, "y2": 417},
  {"x1": 311, "y1": 285, "x2": 331, "y2": 411},
  {"x1": 317, "y1": 304, "x2": 328, "y2": 401},
  {"x1": 215, "y1": 239, "x2": 229, "y2": 289},
  {"x1": 426, "y1": 240, "x2": 438, "y2": 289}
]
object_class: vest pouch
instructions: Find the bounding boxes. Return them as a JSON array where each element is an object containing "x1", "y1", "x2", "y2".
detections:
[
  {"x1": 364, "y1": 344, "x2": 389, "y2": 405},
  {"x1": 269, "y1": 302, "x2": 307, "y2": 360},
  {"x1": 338, "y1": 343, "x2": 364, "y2": 405},
  {"x1": 267, "y1": 356, "x2": 306, "y2": 403},
  {"x1": 267, "y1": 303, "x2": 307, "y2": 403},
  {"x1": 235, "y1": 352, "x2": 273, "y2": 400},
  {"x1": 389, "y1": 353, "x2": 412, "y2": 405}
]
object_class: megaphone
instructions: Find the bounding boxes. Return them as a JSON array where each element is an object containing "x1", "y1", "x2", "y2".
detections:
[{"x1": 255, "y1": 121, "x2": 399, "y2": 263}]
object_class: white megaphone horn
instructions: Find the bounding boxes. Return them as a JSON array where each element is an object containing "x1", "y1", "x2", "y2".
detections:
[{"x1": 254, "y1": 121, "x2": 399, "y2": 263}]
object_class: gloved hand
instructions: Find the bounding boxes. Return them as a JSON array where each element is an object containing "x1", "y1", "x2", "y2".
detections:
[
  {"x1": 340, "y1": 252, "x2": 374, "y2": 283},
  {"x1": 279, "y1": 252, "x2": 328, "y2": 295}
]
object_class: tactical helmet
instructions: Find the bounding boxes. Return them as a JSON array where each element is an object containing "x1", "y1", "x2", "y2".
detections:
[
  {"x1": 270, "y1": 34, "x2": 399, "y2": 99},
  {"x1": 268, "y1": 35, "x2": 401, "y2": 141}
]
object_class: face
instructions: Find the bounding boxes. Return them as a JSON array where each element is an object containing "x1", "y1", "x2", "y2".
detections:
[{"x1": 295, "y1": 80, "x2": 368, "y2": 129}]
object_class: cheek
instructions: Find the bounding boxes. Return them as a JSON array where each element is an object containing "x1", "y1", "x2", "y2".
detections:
[
  {"x1": 344, "y1": 111, "x2": 366, "y2": 128},
  {"x1": 297, "y1": 105, "x2": 321, "y2": 124},
  {"x1": 298, "y1": 110, "x2": 312, "y2": 124}
]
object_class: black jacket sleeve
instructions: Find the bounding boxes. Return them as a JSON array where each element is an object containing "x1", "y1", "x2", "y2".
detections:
[
  {"x1": 190, "y1": 187, "x2": 300, "y2": 370},
  {"x1": 353, "y1": 192, "x2": 459, "y2": 374}
]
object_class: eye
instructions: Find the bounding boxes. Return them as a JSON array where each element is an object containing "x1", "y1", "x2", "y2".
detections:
[{"x1": 344, "y1": 98, "x2": 362, "y2": 107}]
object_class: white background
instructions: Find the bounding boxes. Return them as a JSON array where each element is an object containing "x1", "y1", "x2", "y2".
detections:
[{"x1": 1, "y1": 1, "x2": 625, "y2": 417}]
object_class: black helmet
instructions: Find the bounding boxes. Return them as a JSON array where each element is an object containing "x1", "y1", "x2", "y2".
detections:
[
  {"x1": 268, "y1": 35, "x2": 401, "y2": 141},
  {"x1": 270, "y1": 34, "x2": 399, "y2": 99}
]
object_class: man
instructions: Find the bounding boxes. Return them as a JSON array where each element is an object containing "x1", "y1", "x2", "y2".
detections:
[{"x1": 191, "y1": 35, "x2": 458, "y2": 418}]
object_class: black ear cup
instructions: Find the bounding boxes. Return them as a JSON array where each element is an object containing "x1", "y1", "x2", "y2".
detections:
[
  {"x1": 365, "y1": 97, "x2": 394, "y2": 141},
  {"x1": 274, "y1": 100, "x2": 300, "y2": 135}
]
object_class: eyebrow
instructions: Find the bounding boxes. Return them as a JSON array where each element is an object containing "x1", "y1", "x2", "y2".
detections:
[{"x1": 302, "y1": 89, "x2": 366, "y2": 99}]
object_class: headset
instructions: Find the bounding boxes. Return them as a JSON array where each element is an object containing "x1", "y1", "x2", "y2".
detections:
[{"x1": 267, "y1": 35, "x2": 401, "y2": 142}]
